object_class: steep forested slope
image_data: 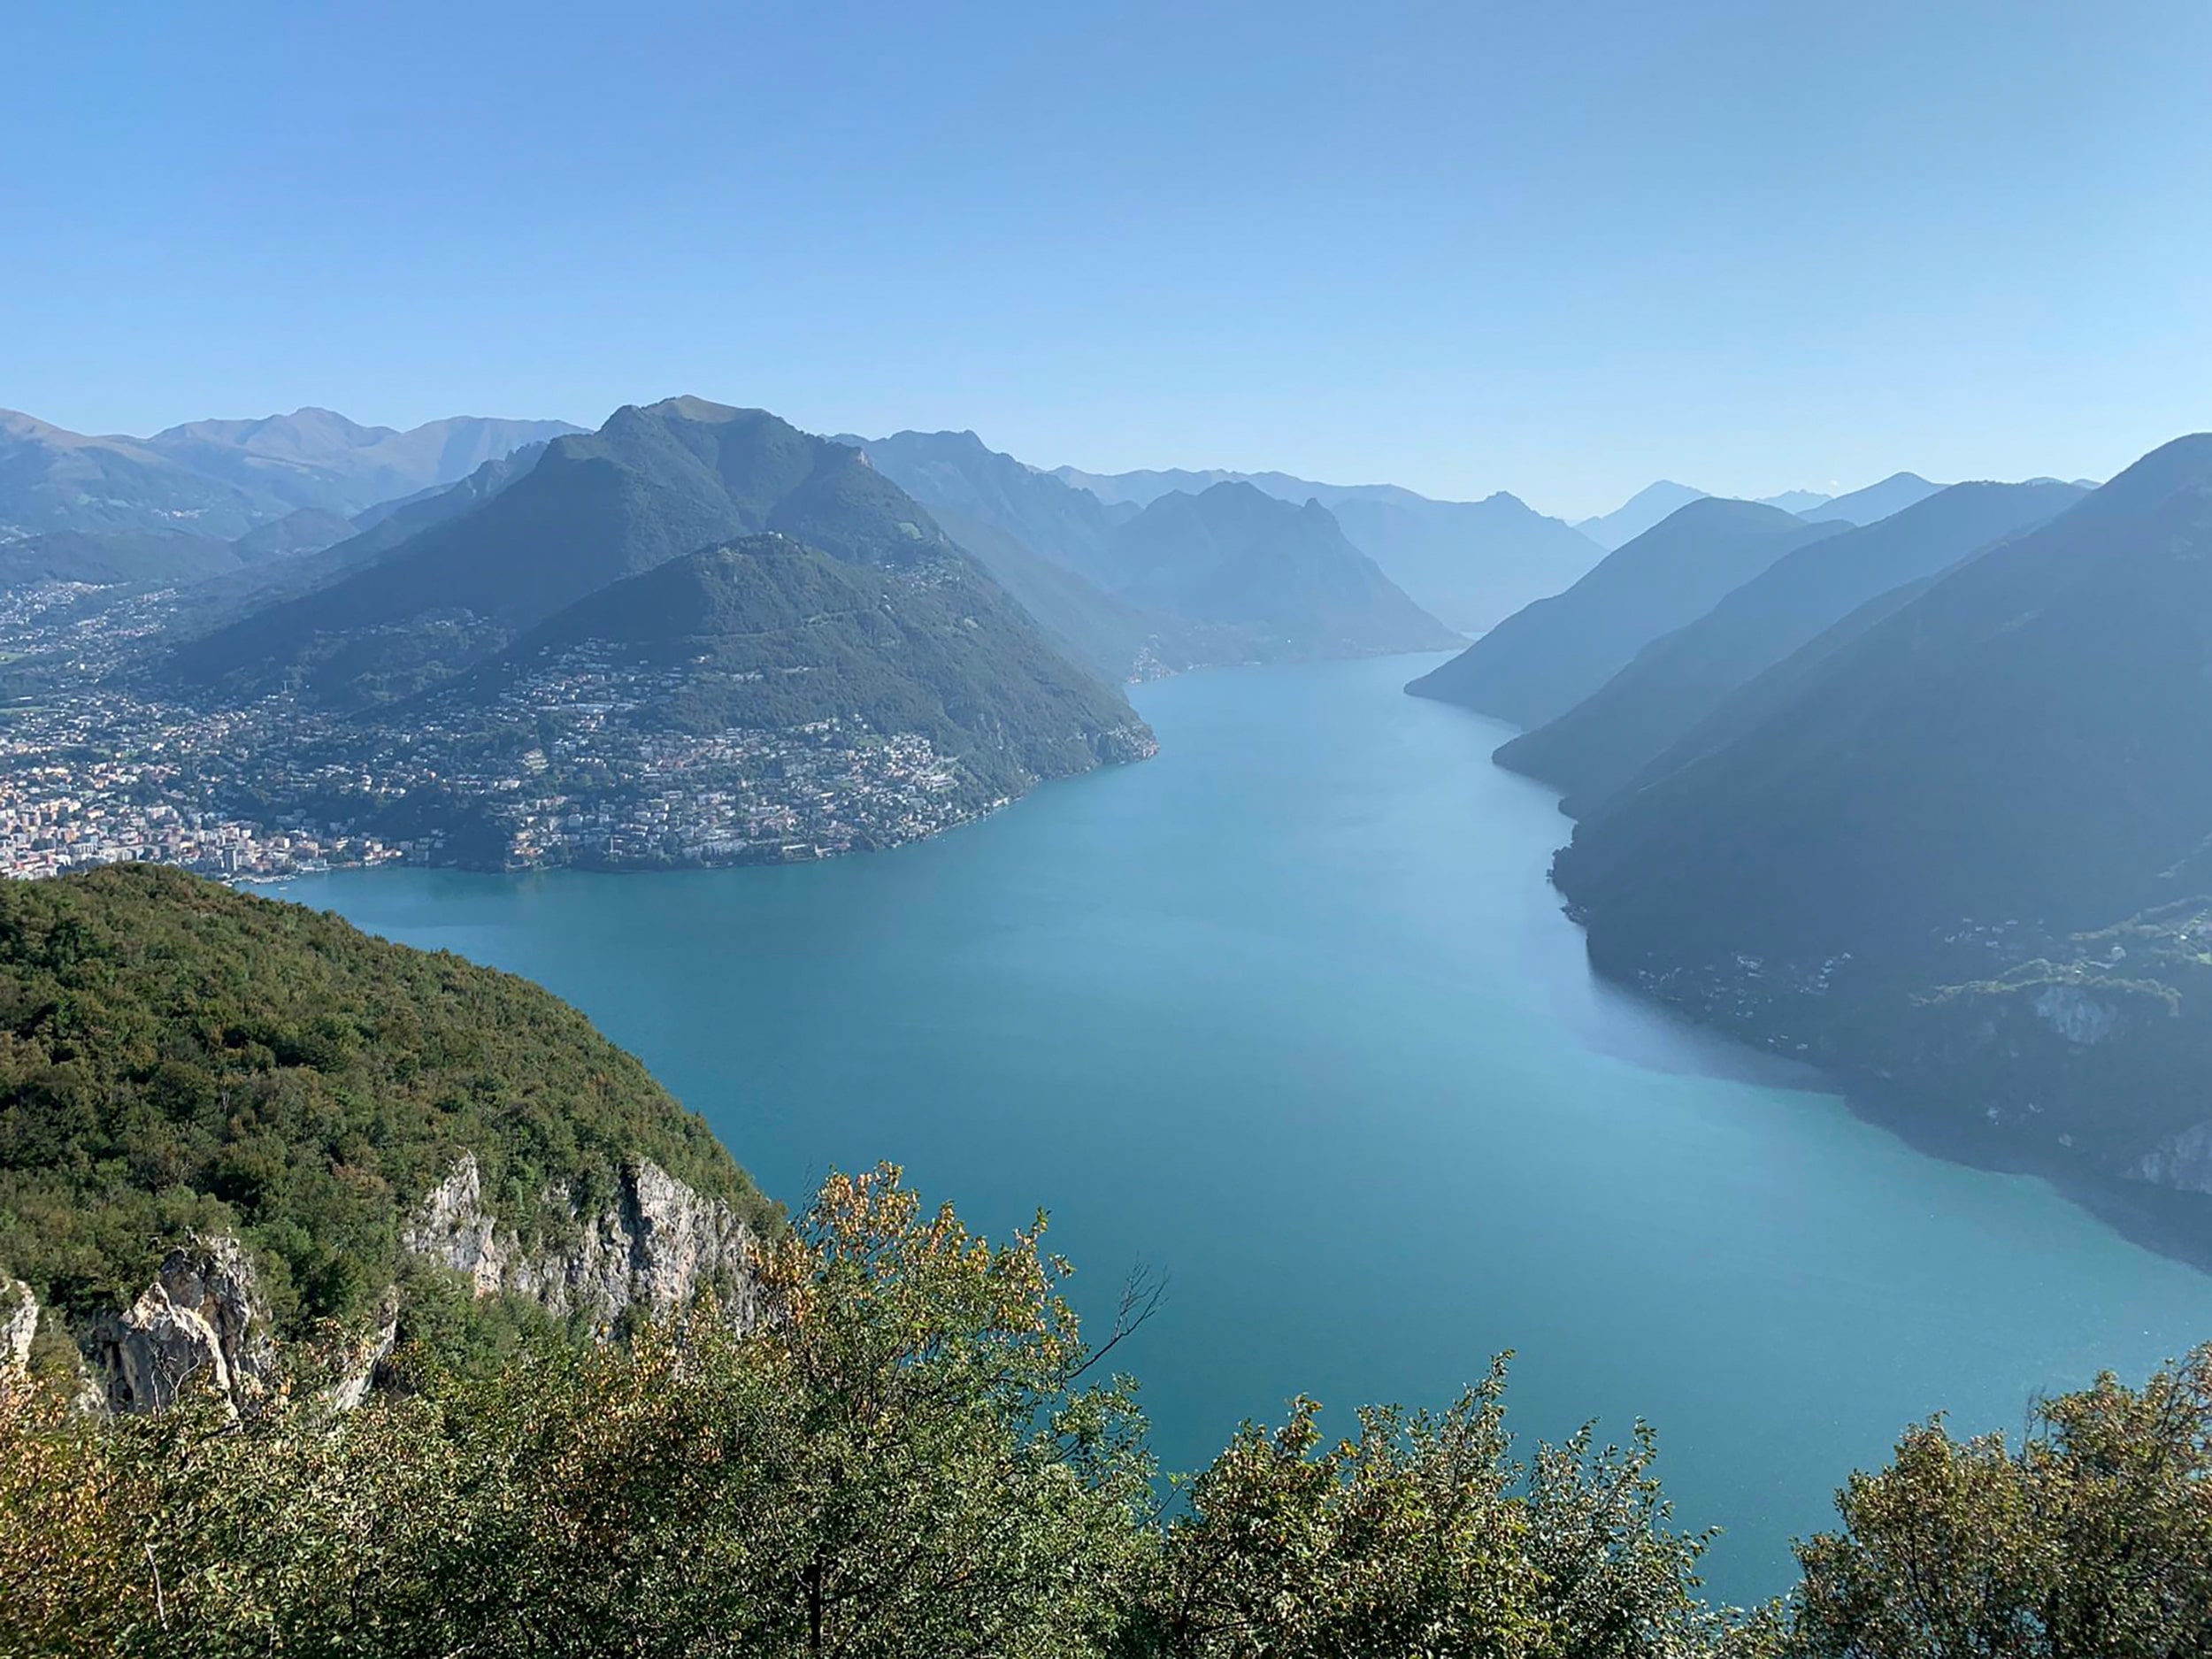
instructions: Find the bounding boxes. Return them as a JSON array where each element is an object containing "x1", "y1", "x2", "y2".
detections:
[
  {"x1": 0, "y1": 865, "x2": 771, "y2": 1342},
  {"x1": 449, "y1": 533, "x2": 1155, "y2": 795},
  {"x1": 1495, "y1": 480, "x2": 2084, "y2": 813}
]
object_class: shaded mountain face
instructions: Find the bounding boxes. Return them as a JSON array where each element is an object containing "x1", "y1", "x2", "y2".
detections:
[
  {"x1": 138, "y1": 444, "x2": 557, "y2": 641},
  {"x1": 0, "y1": 410, "x2": 267, "y2": 540},
  {"x1": 0, "y1": 529, "x2": 246, "y2": 589},
  {"x1": 343, "y1": 440, "x2": 553, "y2": 540},
  {"x1": 1573, "y1": 481, "x2": 1709, "y2": 551},
  {"x1": 1554, "y1": 434, "x2": 2212, "y2": 967},
  {"x1": 1406, "y1": 497, "x2": 1843, "y2": 729},
  {"x1": 444, "y1": 532, "x2": 1154, "y2": 800},
  {"x1": 231, "y1": 509, "x2": 357, "y2": 562},
  {"x1": 864, "y1": 431, "x2": 1125, "y2": 585},
  {"x1": 1494, "y1": 480, "x2": 2087, "y2": 814},
  {"x1": 1101, "y1": 483, "x2": 1461, "y2": 659},
  {"x1": 142, "y1": 409, "x2": 583, "y2": 518},
  {"x1": 1797, "y1": 471, "x2": 1943, "y2": 526},
  {"x1": 852, "y1": 430, "x2": 1191, "y2": 680}
]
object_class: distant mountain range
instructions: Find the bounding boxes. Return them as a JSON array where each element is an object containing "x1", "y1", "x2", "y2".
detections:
[
  {"x1": 1404, "y1": 498, "x2": 1845, "y2": 729},
  {"x1": 1494, "y1": 479, "x2": 2087, "y2": 814},
  {"x1": 0, "y1": 406, "x2": 577, "y2": 543},
  {"x1": 1101, "y1": 481, "x2": 1461, "y2": 657},
  {"x1": 0, "y1": 438, "x2": 565, "y2": 605},
  {"x1": 1041, "y1": 459, "x2": 1597, "y2": 634},
  {"x1": 1571, "y1": 474, "x2": 1954, "y2": 551},
  {"x1": 1794, "y1": 471, "x2": 1944, "y2": 526},
  {"x1": 1571, "y1": 481, "x2": 1715, "y2": 551},
  {"x1": 135, "y1": 409, "x2": 583, "y2": 518},
  {"x1": 856, "y1": 431, "x2": 1459, "y2": 674}
]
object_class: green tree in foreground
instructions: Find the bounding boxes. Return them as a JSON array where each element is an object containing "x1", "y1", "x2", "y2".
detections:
[
  {"x1": 4, "y1": 1164, "x2": 2207, "y2": 1657},
  {"x1": 1787, "y1": 1349, "x2": 2212, "y2": 1657}
]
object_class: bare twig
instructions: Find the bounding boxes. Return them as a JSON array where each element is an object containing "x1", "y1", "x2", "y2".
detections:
[{"x1": 1072, "y1": 1263, "x2": 1166, "y2": 1379}]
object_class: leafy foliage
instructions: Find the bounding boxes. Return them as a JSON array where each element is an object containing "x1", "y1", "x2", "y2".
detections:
[
  {"x1": 0, "y1": 1166, "x2": 1741, "y2": 1659},
  {"x1": 0, "y1": 864, "x2": 773, "y2": 1335},
  {"x1": 1787, "y1": 1350, "x2": 2212, "y2": 1656}
]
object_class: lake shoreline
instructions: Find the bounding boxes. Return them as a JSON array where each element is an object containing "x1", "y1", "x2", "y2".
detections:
[{"x1": 288, "y1": 654, "x2": 2212, "y2": 1606}]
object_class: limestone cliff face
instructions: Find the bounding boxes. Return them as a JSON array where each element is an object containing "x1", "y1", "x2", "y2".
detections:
[
  {"x1": 3, "y1": 1278, "x2": 38, "y2": 1374},
  {"x1": 2134, "y1": 1122, "x2": 2212, "y2": 1195},
  {"x1": 15, "y1": 1157, "x2": 757, "y2": 1417},
  {"x1": 401, "y1": 1152, "x2": 761, "y2": 1332},
  {"x1": 327, "y1": 1288, "x2": 402, "y2": 1411},
  {"x1": 2032, "y1": 984, "x2": 2124, "y2": 1046},
  {"x1": 86, "y1": 1237, "x2": 273, "y2": 1415}
]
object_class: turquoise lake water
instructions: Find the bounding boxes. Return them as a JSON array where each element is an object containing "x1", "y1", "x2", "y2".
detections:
[{"x1": 287, "y1": 652, "x2": 2212, "y2": 1603}]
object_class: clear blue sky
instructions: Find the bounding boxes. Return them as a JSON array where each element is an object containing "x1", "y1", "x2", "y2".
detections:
[{"x1": 4, "y1": 0, "x2": 2207, "y2": 518}]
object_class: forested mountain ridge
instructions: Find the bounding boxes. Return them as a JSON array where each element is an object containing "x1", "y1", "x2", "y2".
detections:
[
  {"x1": 442, "y1": 532, "x2": 1156, "y2": 803},
  {"x1": 163, "y1": 399, "x2": 1144, "y2": 728},
  {"x1": 0, "y1": 864, "x2": 774, "y2": 1409},
  {"x1": 1556, "y1": 435, "x2": 2212, "y2": 959},
  {"x1": 1548, "y1": 434, "x2": 2212, "y2": 1231},
  {"x1": 1494, "y1": 479, "x2": 2086, "y2": 814},
  {"x1": 1406, "y1": 498, "x2": 1843, "y2": 728}
]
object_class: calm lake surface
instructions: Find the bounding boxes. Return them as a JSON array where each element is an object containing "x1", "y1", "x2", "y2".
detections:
[{"x1": 288, "y1": 653, "x2": 2212, "y2": 1602}]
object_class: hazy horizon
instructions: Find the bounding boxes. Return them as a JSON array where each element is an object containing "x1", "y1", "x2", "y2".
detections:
[
  {"x1": 0, "y1": 396, "x2": 2085, "y2": 527},
  {"x1": 5, "y1": 0, "x2": 2208, "y2": 517}
]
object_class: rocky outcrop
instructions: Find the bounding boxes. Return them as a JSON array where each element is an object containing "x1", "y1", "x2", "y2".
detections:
[
  {"x1": 403, "y1": 1152, "x2": 760, "y2": 1331},
  {"x1": 2, "y1": 1278, "x2": 38, "y2": 1374},
  {"x1": 326, "y1": 1287, "x2": 402, "y2": 1410},
  {"x1": 2133, "y1": 1121, "x2": 2212, "y2": 1194},
  {"x1": 2032, "y1": 984, "x2": 2123, "y2": 1046},
  {"x1": 403, "y1": 1153, "x2": 510, "y2": 1296},
  {"x1": 87, "y1": 1236, "x2": 273, "y2": 1415}
]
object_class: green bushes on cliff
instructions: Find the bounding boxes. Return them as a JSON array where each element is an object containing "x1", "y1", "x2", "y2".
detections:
[
  {"x1": 8, "y1": 1163, "x2": 2207, "y2": 1658},
  {"x1": 4, "y1": 1165, "x2": 1733, "y2": 1658},
  {"x1": 0, "y1": 864, "x2": 776, "y2": 1337}
]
